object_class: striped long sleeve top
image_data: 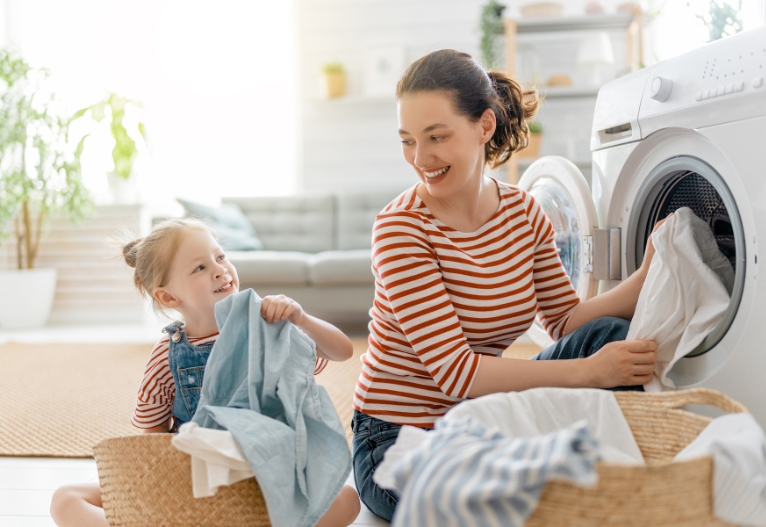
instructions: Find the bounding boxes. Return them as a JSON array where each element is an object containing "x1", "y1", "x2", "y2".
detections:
[{"x1": 353, "y1": 182, "x2": 581, "y2": 428}]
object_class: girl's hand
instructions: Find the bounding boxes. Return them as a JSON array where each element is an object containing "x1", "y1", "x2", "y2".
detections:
[
  {"x1": 261, "y1": 294, "x2": 305, "y2": 325},
  {"x1": 640, "y1": 213, "x2": 673, "y2": 273},
  {"x1": 585, "y1": 339, "x2": 658, "y2": 388}
]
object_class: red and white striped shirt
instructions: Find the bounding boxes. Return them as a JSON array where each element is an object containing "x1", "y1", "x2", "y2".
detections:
[
  {"x1": 353, "y1": 182, "x2": 580, "y2": 428},
  {"x1": 132, "y1": 331, "x2": 329, "y2": 429}
]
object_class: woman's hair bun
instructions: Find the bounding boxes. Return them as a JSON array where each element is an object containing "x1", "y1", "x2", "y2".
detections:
[{"x1": 122, "y1": 239, "x2": 141, "y2": 268}]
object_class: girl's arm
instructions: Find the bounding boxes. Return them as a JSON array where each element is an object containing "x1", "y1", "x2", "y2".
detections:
[
  {"x1": 261, "y1": 294, "x2": 354, "y2": 361},
  {"x1": 142, "y1": 419, "x2": 171, "y2": 433}
]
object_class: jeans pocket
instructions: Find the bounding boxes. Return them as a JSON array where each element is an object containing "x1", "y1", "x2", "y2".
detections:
[{"x1": 368, "y1": 426, "x2": 401, "y2": 470}]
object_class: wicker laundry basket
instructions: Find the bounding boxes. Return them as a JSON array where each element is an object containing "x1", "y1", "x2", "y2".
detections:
[
  {"x1": 526, "y1": 388, "x2": 746, "y2": 527},
  {"x1": 93, "y1": 434, "x2": 270, "y2": 527}
]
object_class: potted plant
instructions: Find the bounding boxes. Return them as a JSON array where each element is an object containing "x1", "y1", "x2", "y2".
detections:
[
  {"x1": 73, "y1": 93, "x2": 146, "y2": 203},
  {"x1": 479, "y1": 0, "x2": 506, "y2": 69},
  {"x1": 0, "y1": 48, "x2": 93, "y2": 328},
  {"x1": 322, "y1": 62, "x2": 347, "y2": 98},
  {"x1": 517, "y1": 120, "x2": 543, "y2": 159}
]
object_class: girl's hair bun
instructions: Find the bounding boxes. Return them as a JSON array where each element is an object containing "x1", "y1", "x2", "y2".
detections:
[{"x1": 122, "y1": 239, "x2": 142, "y2": 268}]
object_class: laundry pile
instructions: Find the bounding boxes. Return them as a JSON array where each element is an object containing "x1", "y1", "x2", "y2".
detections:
[
  {"x1": 374, "y1": 388, "x2": 766, "y2": 527},
  {"x1": 628, "y1": 206, "x2": 734, "y2": 391},
  {"x1": 170, "y1": 290, "x2": 351, "y2": 527}
]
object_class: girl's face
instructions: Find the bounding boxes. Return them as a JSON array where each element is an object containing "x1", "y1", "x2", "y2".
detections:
[
  {"x1": 157, "y1": 228, "x2": 239, "y2": 321},
  {"x1": 397, "y1": 91, "x2": 495, "y2": 199}
]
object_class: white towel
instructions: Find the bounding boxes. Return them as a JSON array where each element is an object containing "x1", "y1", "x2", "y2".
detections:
[
  {"x1": 627, "y1": 207, "x2": 733, "y2": 392},
  {"x1": 675, "y1": 413, "x2": 766, "y2": 526},
  {"x1": 171, "y1": 422, "x2": 254, "y2": 498}
]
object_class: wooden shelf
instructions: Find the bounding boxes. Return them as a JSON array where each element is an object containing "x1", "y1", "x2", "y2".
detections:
[
  {"x1": 539, "y1": 86, "x2": 600, "y2": 98},
  {"x1": 497, "y1": 13, "x2": 635, "y2": 35}
]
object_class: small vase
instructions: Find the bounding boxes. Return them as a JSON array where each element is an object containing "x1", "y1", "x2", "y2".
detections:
[
  {"x1": 107, "y1": 172, "x2": 138, "y2": 204},
  {"x1": 323, "y1": 72, "x2": 347, "y2": 98},
  {"x1": 0, "y1": 268, "x2": 57, "y2": 328}
]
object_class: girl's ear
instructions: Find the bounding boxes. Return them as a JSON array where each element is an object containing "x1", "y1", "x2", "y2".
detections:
[
  {"x1": 154, "y1": 287, "x2": 181, "y2": 309},
  {"x1": 478, "y1": 108, "x2": 496, "y2": 145}
]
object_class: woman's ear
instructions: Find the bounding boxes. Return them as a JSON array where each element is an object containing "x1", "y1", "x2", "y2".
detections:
[
  {"x1": 154, "y1": 287, "x2": 181, "y2": 309},
  {"x1": 478, "y1": 108, "x2": 496, "y2": 144}
]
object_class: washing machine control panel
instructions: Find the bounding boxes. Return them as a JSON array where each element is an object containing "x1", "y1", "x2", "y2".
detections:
[{"x1": 592, "y1": 26, "x2": 766, "y2": 150}]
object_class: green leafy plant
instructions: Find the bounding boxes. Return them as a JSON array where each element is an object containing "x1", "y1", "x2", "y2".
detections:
[
  {"x1": 322, "y1": 62, "x2": 345, "y2": 75},
  {"x1": 528, "y1": 121, "x2": 543, "y2": 134},
  {"x1": 693, "y1": 0, "x2": 743, "y2": 42},
  {"x1": 0, "y1": 48, "x2": 93, "y2": 269},
  {"x1": 73, "y1": 93, "x2": 146, "y2": 180},
  {"x1": 479, "y1": 0, "x2": 506, "y2": 69}
]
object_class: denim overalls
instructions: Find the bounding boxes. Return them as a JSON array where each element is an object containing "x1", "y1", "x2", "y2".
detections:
[{"x1": 163, "y1": 320, "x2": 215, "y2": 429}]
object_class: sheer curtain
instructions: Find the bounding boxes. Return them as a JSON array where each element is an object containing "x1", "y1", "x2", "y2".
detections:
[{"x1": 2, "y1": 0, "x2": 298, "y2": 209}]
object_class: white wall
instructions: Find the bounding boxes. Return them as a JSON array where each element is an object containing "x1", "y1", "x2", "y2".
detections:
[{"x1": 297, "y1": 0, "x2": 492, "y2": 192}]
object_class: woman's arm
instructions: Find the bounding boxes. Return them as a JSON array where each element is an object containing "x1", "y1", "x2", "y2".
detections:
[
  {"x1": 562, "y1": 214, "x2": 670, "y2": 336},
  {"x1": 260, "y1": 294, "x2": 354, "y2": 361},
  {"x1": 467, "y1": 338, "x2": 657, "y2": 398}
]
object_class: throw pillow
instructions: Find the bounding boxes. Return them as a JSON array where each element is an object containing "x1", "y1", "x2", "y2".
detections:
[{"x1": 177, "y1": 198, "x2": 263, "y2": 251}]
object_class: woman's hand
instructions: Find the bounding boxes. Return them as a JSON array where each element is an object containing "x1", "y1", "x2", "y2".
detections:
[
  {"x1": 585, "y1": 339, "x2": 658, "y2": 388},
  {"x1": 639, "y1": 213, "x2": 673, "y2": 274},
  {"x1": 261, "y1": 294, "x2": 305, "y2": 325}
]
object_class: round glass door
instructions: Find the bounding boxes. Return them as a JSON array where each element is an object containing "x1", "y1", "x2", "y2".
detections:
[{"x1": 518, "y1": 156, "x2": 598, "y2": 348}]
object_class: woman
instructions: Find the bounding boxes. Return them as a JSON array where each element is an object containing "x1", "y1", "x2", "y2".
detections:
[{"x1": 351, "y1": 49, "x2": 662, "y2": 521}]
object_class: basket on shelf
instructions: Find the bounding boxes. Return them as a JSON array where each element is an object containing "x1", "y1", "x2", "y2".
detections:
[
  {"x1": 94, "y1": 434, "x2": 270, "y2": 527},
  {"x1": 526, "y1": 388, "x2": 745, "y2": 527}
]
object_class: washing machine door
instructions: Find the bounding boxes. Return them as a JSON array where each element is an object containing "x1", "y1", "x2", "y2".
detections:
[{"x1": 517, "y1": 156, "x2": 599, "y2": 348}]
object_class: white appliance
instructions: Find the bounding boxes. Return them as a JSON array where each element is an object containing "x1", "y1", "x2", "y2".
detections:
[{"x1": 518, "y1": 27, "x2": 766, "y2": 425}]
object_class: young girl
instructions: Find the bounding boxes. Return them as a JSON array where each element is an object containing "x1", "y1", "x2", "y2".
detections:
[{"x1": 50, "y1": 218, "x2": 361, "y2": 527}]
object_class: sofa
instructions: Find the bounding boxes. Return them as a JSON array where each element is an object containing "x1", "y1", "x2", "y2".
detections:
[{"x1": 220, "y1": 188, "x2": 403, "y2": 327}]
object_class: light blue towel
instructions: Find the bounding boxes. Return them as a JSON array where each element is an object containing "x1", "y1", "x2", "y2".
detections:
[
  {"x1": 191, "y1": 289, "x2": 351, "y2": 527},
  {"x1": 386, "y1": 417, "x2": 599, "y2": 527}
]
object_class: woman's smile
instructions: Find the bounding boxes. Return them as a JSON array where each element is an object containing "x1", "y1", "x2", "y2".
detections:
[{"x1": 422, "y1": 166, "x2": 450, "y2": 182}]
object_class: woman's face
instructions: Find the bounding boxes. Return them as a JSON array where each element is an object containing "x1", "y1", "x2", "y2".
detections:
[{"x1": 398, "y1": 91, "x2": 495, "y2": 199}]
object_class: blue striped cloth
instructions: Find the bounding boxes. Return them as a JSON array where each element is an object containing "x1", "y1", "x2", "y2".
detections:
[{"x1": 380, "y1": 417, "x2": 600, "y2": 527}]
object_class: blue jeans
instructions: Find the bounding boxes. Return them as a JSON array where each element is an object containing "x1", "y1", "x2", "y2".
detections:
[{"x1": 351, "y1": 316, "x2": 638, "y2": 521}]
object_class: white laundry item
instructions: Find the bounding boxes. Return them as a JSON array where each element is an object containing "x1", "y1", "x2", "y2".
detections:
[
  {"x1": 674, "y1": 413, "x2": 766, "y2": 526},
  {"x1": 627, "y1": 207, "x2": 733, "y2": 392},
  {"x1": 171, "y1": 422, "x2": 254, "y2": 498},
  {"x1": 444, "y1": 387, "x2": 643, "y2": 464},
  {"x1": 375, "y1": 387, "x2": 642, "y2": 491}
]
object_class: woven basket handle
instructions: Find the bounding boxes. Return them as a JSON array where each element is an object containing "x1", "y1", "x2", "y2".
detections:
[{"x1": 658, "y1": 388, "x2": 748, "y2": 414}]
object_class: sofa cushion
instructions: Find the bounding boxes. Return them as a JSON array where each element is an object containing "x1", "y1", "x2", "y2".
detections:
[
  {"x1": 336, "y1": 189, "x2": 404, "y2": 250},
  {"x1": 223, "y1": 195, "x2": 335, "y2": 253},
  {"x1": 308, "y1": 250, "x2": 373, "y2": 286},
  {"x1": 177, "y1": 199, "x2": 264, "y2": 251},
  {"x1": 227, "y1": 251, "x2": 311, "y2": 285}
]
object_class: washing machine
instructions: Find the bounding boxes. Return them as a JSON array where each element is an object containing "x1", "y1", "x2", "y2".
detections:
[{"x1": 518, "y1": 26, "x2": 766, "y2": 425}]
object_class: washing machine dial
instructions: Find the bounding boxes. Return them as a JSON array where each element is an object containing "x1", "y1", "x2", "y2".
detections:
[{"x1": 649, "y1": 76, "x2": 673, "y2": 102}]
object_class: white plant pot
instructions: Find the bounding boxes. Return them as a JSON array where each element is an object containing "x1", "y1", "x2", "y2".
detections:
[
  {"x1": 107, "y1": 171, "x2": 138, "y2": 204},
  {"x1": 0, "y1": 268, "x2": 58, "y2": 329}
]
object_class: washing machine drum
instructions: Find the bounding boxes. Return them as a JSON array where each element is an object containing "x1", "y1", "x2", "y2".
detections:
[
  {"x1": 637, "y1": 171, "x2": 737, "y2": 272},
  {"x1": 629, "y1": 156, "x2": 746, "y2": 357}
]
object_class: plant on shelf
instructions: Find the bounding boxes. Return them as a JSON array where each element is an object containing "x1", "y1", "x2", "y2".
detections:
[
  {"x1": 322, "y1": 62, "x2": 347, "y2": 98},
  {"x1": 0, "y1": 47, "x2": 93, "y2": 327},
  {"x1": 73, "y1": 92, "x2": 147, "y2": 201},
  {"x1": 695, "y1": 0, "x2": 743, "y2": 42},
  {"x1": 479, "y1": 0, "x2": 506, "y2": 70},
  {"x1": 517, "y1": 120, "x2": 543, "y2": 159}
]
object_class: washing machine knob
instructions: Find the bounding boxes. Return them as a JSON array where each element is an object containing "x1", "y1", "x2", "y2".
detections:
[{"x1": 650, "y1": 76, "x2": 673, "y2": 102}]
